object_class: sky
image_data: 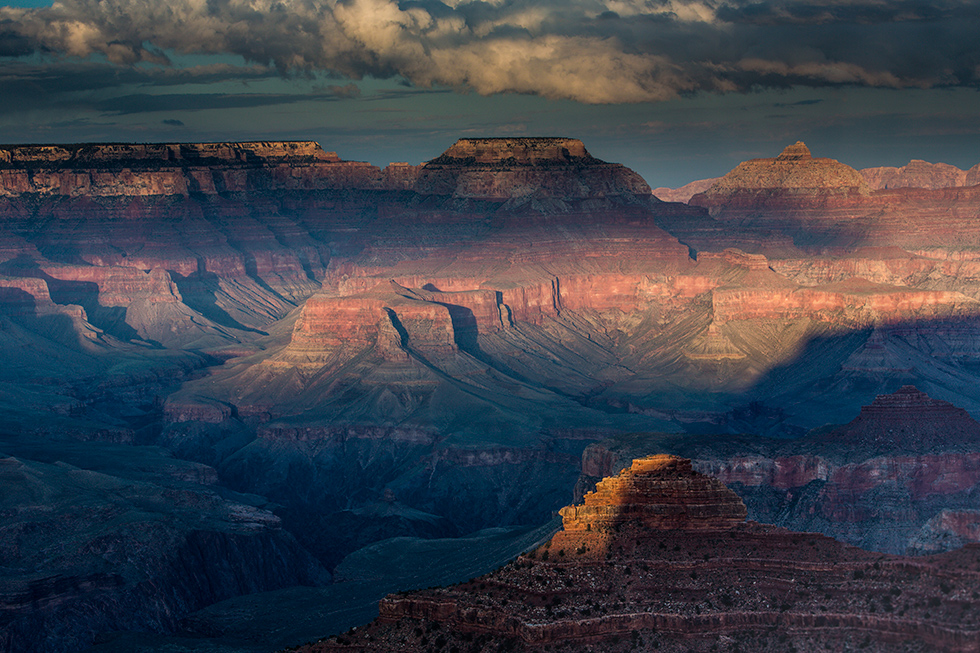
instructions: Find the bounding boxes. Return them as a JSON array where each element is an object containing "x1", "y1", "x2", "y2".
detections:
[{"x1": 1, "y1": 0, "x2": 979, "y2": 187}]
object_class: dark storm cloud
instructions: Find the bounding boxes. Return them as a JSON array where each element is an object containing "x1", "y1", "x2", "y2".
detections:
[
  {"x1": 0, "y1": 0, "x2": 977, "y2": 103},
  {"x1": 0, "y1": 60, "x2": 330, "y2": 118},
  {"x1": 774, "y1": 99, "x2": 824, "y2": 107},
  {"x1": 96, "y1": 91, "x2": 340, "y2": 115}
]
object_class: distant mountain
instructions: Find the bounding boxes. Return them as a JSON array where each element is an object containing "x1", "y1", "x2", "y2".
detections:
[
  {"x1": 651, "y1": 176, "x2": 719, "y2": 203},
  {"x1": 861, "y1": 159, "x2": 980, "y2": 190}
]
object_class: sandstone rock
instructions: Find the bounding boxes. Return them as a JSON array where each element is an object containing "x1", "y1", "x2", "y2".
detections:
[
  {"x1": 816, "y1": 384, "x2": 980, "y2": 452},
  {"x1": 651, "y1": 177, "x2": 720, "y2": 203},
  {"x1": 690, "y1": 141, "x2": 870, "y2": 217},
  {"x1": 557, "y1": 455, "x2": 746, "y2": 534},
  {"x1": 861, "y1": 160, "x2": 970, "y2": 190},
  {"x1": 0, "y1": 141, "x2": 417, "y2": 197},
  {"x1": 608, "y1": 387, "x2": 980, "y2": 555},
  {"x1": 301, "y1": 457, "x2": 980, "y2": 653},
  {"x1": 414, "y1": 138, "x2": 652, "y2": 199}
]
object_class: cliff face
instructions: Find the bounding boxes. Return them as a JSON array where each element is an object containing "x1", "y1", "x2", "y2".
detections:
[
  {"x1": 300, "y1": 457, "x2": 980, "y2": 653},
  {"x1": 691, "y1": 142, "x2": 870, "y2": 213},
  {"x1": 558, "y1": 455, "x2": 746, "y2": 533},
  {"x1": 860, "y1": 159, "x2": 980, "y2": 190},
  {"x1": 680, "y1": 142, "x2": 980, "y2": 252},
  {"x1": 7, "y1": 137, "x2": 980, "y2": 650},
  {"x1": 414, "y1": 137, "x2": 652, "y2": 198},
  {"x1": 0, "y1": 446, "x2": 329, "y2": 653},
  {"x1": 581, "y1": 387, "x2": 980, "y2": 556},
  {"x1": 0, "y1": 141, "x2": 421, "y2": 197}
]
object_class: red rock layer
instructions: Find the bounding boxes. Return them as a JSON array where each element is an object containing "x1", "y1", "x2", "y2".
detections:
[
  {"x1": 413, "y1": 138, "x2": 652, "y2": 198},
  {"x1": 0, "y1": 141, "x2": 418, "y2": 197},
  {"x1": 299, "y1": 457, "x2": 980, "y2": 653},
  {"x1": 684, "y1": 144, "x2": 980, "y2": 250},
  {"x1": 860, "y1": 159, "x2": 980, "y2": 190},
  {"x1": 711, "y1": 280, "x2": 977, "y2": 325},
  {"x1": 558, "y1": 455, "x2": 746, "y2": 533},
  {"x1": 818, "y1": 384, "x2": 980, "y2": 451},
  {"x1": 690, "y1": 141, "x2": 870, "y2": 216}
]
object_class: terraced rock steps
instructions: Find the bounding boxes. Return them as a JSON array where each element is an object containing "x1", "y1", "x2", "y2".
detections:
[{"x1": 298, "y1": 456, "x2": 980, "y2": 652}]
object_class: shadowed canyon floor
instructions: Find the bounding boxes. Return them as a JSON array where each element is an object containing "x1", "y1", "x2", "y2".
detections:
[{"x1": 2, "y1": 137, "x2": 980, "y2": 650}]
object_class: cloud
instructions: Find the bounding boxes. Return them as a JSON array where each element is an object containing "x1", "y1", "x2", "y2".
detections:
[
  {"x1": 317, "y1": 82, "x2": 361, "y2": 98},
  {"x1": 0, "y1": 0, "x2": 978, "y2": 104},
  {"x1": 161, "y1": 118, "x2": 184, "y2": 125}
]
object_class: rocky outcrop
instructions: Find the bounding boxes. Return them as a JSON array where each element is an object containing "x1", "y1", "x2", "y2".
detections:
[
  {"x1": 0, "y1": 141, "x2": 418, "y2": 197},
  {"x1": 582, "y1": 387, "x2": 980, "y2": 556},
  {"x1": 558, "y1": 455, "x2": 746, "y2": 533},
  {"x1": 413, "y1": 138, "x2": 652, "y2": 199},
  {"x1": 860, "y1": 160, "x2": 978, "y2": 190},
  {"x1": 299, "y1": 457, "x2": 980, "y2": 652},
  {"x1": 681, "y1": 144, "x2": 980, "y2": 251},
  {"x1": 651, "y1": 177, "x2": 720, "y2": 203},
  {"x1": 815, "y1": 384, "x2": 980, "y2": 451},
  {"x1": 690, "y1": 142, "x2": 870, "y2": 216}
]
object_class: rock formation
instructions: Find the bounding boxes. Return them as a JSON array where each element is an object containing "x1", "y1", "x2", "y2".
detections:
[
  {"x1": 0, "y1": 443, "x2": 329, "y2": 653},
  {"x1": 860, "y1": 159, "x2": 980, "y2": 190},
  {"x1": 815, "y1": 384, "x2": 980, "y2": 451},
  {"x1": 297, "y1": 456, "x2": 980, "y2": 653},
  {"x1": 413, "y1": 137, "x2": 652, "y2": 198},
  {"x1": 582, "y1": 387, "x2": 980, "y2": 556},
  {"x1": 0, "y1": 141, "x2": 423, "y2": 197},
  {"x1": 681, "y1": 142, "x2": 980, "y2": 252},
  {"x1": 690, "y1": 142, "x2": 870, "y2": 213},
  {"x1": 5, "y1": 137, "x2": 980, "y2": 651},
  {"x1": 557, "y1": 455, "x2": 746, "y2": 534}
]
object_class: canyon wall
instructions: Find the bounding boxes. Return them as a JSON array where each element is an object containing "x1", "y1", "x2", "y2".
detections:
[{"x1": 302, "y1": 456, "x2": 980, "y2": 653}]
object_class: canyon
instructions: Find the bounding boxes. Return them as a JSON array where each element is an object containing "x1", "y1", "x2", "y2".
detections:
[
  {"x1": 299, "y1": 456, "x2": 980, "y2": 652},
  {"x1": 1, "y1": 137, "x2": 980, "y2": 650}
]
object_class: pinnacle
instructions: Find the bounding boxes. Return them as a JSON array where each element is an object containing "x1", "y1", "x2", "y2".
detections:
[{"x1": 776, "y1": 141, "x2": 812, "y2": 161}]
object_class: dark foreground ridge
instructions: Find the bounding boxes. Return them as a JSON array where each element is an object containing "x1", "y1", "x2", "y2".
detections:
[{"x1": 297, "y1": 455, "x2": 980, "y2": 652}]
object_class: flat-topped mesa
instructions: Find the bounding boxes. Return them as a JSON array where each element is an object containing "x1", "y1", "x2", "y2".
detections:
[
  {"x1": 0, "y1": 141, "x2": 341, "y2": 166},
  {"x1": 690, "y1": 141, "x2": 870, "y2": 215},
  {"x1": 558, "y1": 455, "x2": 747, "y2": 533},
  {"x1": 429, "y1": 137, "x2": 593, "y2": 165},
  {"x1": 815, "y1": 385, "x2": 980, "y2": 452},
  {"x1": 0, "y1": 140, "x2": 416, "y2": 196},
  {"x1": 414, "y1": 137, "x2": 652, "y2": 199}
]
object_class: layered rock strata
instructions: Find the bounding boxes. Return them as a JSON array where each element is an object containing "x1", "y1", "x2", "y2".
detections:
[
  {"x1": 691, "y1": 142, "x2": 870, "y2": 214},
  {"x1": 413, "y1": 137, "x2": 652, "y2": 198},
  {"x1": 558, "y1": 455, "x2": 746, "y2": 533},
  {"x1": 685, "y1": 142, "x2": 980, "y2": 251},
  {"x1": 298, "y1": 456, "x2": 980, "y2": 653},
  {"x1": 583, "y1": 387, "x2": 980, "y2": 556},
  {"x1": 0, "y1": 141, "x2": 419, "y2": 196},
  {"x1": 0, "y1": 447, "x2": 329, "y2": 653},
  {"x1": 861, "y1": 159, "x2": 980, "y2": 190}
]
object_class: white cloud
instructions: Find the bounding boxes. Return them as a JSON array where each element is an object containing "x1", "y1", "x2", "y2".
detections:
[{"x1": 0, "y1": 0, "x2": 977, "y2": 103}]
